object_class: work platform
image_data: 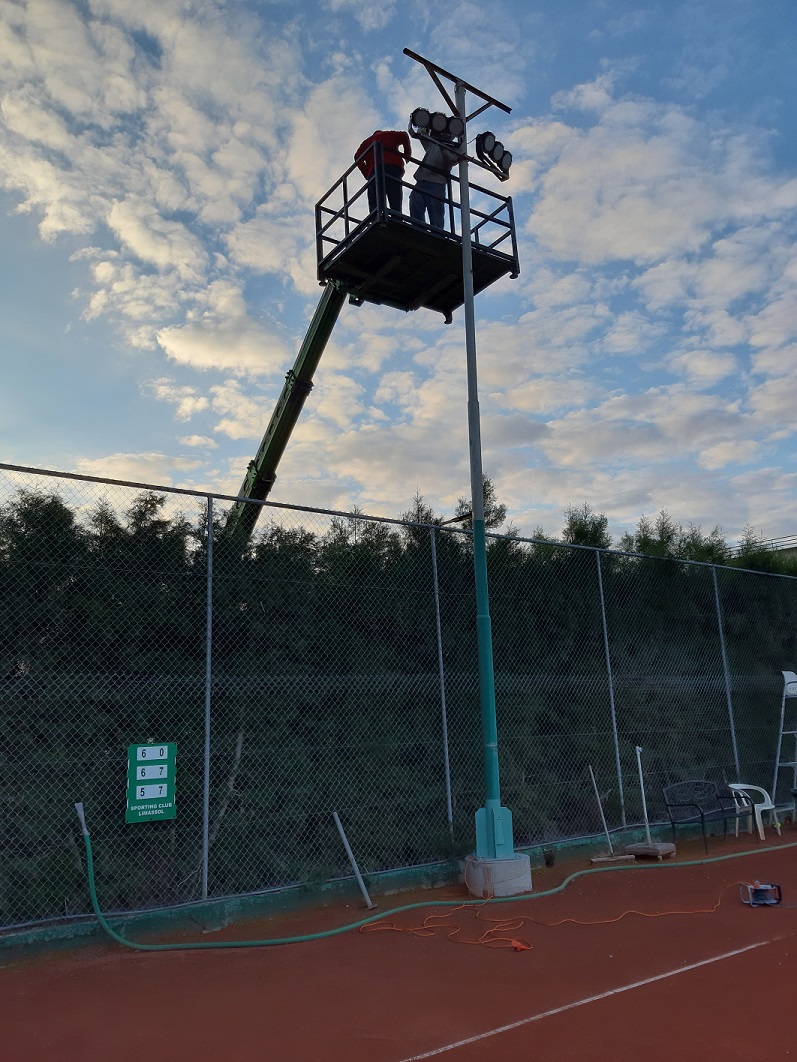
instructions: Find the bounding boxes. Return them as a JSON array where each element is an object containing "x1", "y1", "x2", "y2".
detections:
[
  {"x1": 225, "y1": 147, "x2": 521, "y2": 539},
  {"x1": 315, "y1": 148, "x2": 520, "y2": 322}
]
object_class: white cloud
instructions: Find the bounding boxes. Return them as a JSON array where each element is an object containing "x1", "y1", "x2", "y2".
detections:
[
  {"x1": 667, "y1": 349, "x2": 738, "y2": 388},
  {"x1": 286, "y1": 75, "x2": 379, "y2": 203},
  {"x1": 750, "y1": 343, "x2": 797, "y2": 378},
  {"x1": 499, "y1": 377, "x2": 595, "y2": 415},
  {"x1": 107, "y1": 197, "x2": 206, "y2": 277},
  {"x1": 551, "y1": 71, "x2": 619, "y2": 115},
  {"x1": 2, "y1": 92, "x2": 74, "y2": 152},
  {"x1": 748, "y1": 374, "x2": 797, "y2": 428},
  {"x1": 179, "y1": 434, "x2": 217, "y2": 448},
  {"x1": 156, "y1": 281, "x2": 290, "y2": 374},
  {"x1": 600, "y1": 310, "x2": 665, "y2": 355},
  {"x1": 313, "y1": 373, "x2": 367, "y2": 429},
  {"x1": 523, "y1": 89, "x2": 797, "y2": 269},
  {"x1": 74, "y1": 451, "x2": 202, "y2": 483},
  {"x1": 698, "y1": 439, "x2": 760, "y2": 471},
  {"x1": 541, "y1": 389, "x2": 746, "y2": 469},
  {"x1": 143, "y1": 378, "x2": 209, "y2": 420},
  {"x1": 209, "y1": 379, "x2": 271, "y2": 441},
  {"x1": 322, "y1": 0, "x2": 397, "y2": 32},
  {"x1": 746, "y1": 289, "x2": 797, "y2": 353},
  {"x1": 225, "y1": 214, "x2": 303, "y2": 274},
  {"x1": 0, "y1": 0, "x2": 306, "y2": 349}
]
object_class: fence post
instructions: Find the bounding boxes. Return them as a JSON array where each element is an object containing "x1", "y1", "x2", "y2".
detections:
[
  {"x1": 430, "y1": 528, "x2": 454, "y2": 837},
  {"x1": 712, "y1": 565, "x2": 740, "y2": 779},
  {"x1": 201, "y1": 496, "x2": 213, "y2": 899},
  {"x1": 596, "y1": 549, "x2": 625, "y2": 826}
]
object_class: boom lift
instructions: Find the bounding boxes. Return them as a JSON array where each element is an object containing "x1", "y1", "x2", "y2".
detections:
[
  {"x1": 224, "y1": 137, "x2": 519, "y2": 541},
  {"x1": 224, "y1": 280, "x2": 346, "y2": 540}
]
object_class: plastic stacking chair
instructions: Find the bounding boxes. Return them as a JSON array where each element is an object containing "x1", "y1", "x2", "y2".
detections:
[
  {"x1": 727, "y1": 783, "x2": 781, "y2": 841},
  {"x1": 727, "y1": 786, "x2": 754, "y2": 837}
]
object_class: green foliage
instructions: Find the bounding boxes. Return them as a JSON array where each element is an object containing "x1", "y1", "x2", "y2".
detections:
[
  {"x1": 562, "y1": 503, "x2": 612, "y2": 549},
  {"x1": 454, "y1": 475, "x2": 507, "y2": 531},
  {"x1": 618, "y1": 509, "x2": 728, "y2": 562}
]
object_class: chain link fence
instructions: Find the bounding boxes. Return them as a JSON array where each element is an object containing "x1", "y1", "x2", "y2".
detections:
[{"x1": 1, "y1": 464, "x2": 794, "y2": 930}]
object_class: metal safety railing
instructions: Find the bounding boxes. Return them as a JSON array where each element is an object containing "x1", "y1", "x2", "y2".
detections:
[{"x1": 315, "y1": 141, "x2": 519, "y2": 272}]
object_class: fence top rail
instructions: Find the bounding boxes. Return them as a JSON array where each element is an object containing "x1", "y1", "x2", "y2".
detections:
[
  {"x1": 2, "y1": 461, "x2": 795, "y2": 580},
  {"x1": 0, "y1": 461, "x2": 462, "y2": 535}
]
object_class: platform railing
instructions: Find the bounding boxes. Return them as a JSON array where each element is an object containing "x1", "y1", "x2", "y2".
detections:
[{"x1": 315, "y1": 142, "x2": 519, "y2": 278}]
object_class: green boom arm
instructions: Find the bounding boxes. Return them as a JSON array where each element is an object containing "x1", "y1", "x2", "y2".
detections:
[{"x1": 224, "y1": 281, "x2": 346, "y2": 540}]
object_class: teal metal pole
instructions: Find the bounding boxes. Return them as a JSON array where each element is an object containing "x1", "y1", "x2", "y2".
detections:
[{"x1": 455, "y1": 80, "x2": 514, "y2": 860}]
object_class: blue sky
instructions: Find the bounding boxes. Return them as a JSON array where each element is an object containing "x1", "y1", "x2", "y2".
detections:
[{"x1": 2, "y1": 0, "x2": 797, "y2": 543}]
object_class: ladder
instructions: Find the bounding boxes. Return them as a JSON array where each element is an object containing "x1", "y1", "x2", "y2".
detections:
[{"x1": 772, "y1": 670, "x2": 797, "y2": 809}]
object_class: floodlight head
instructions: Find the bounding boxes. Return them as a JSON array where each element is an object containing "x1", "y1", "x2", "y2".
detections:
[
  {"x1": 500, "y1": 150, "x2": 513, "y2": 173},
  {"x1": 480, "y1": 131, "x2": 496, "y2": 154},
  {"x1": 490, "y1": 140, "x2": 504, "y2": 163},
  {"x1": 446, "y1": 115, "x2": 465, "y2": 138},
  {"x1": 430, "y1": 111, "x2": 448, "y2": 133},
  {"x1": 410, "y1": 107, "x2": 431, "y2": 130}
]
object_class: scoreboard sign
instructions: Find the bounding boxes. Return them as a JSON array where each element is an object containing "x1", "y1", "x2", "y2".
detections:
[{"x1": 126, "y1": 743, "x2": 177, "y2": 823}]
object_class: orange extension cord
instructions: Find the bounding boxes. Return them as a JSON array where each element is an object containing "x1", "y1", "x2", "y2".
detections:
[{"x1": 360, "y1": 880, "x2": 750, "y2": 952}]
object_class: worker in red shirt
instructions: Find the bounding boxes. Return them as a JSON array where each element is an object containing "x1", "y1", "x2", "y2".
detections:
[{"x1": 354, "y1": 129, "x2": 411, "y2": 214}]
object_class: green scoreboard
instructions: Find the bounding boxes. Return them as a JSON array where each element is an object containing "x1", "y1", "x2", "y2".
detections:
[{"x1": 126, "y1": 743, "x2": 177, "y2": 823}]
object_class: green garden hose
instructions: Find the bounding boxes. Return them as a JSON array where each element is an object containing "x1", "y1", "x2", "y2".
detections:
[{"x1": 75, "y1": 802, "x2": 797, "y2": 953}]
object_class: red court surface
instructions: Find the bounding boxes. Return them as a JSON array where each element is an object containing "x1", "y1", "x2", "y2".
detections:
[{"x1": 3, "y1": 832, "x2": 797, "y2": 1061}]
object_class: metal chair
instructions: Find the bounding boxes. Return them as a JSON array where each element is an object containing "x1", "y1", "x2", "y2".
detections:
[
  {"x1": 727, "y1": 783, "x2": 781, "y2": 841},
  {"x1": 662, "y1": 780, "x2": 738, "y2": 853}
]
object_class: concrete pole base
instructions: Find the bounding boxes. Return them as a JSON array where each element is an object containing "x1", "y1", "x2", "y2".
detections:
[{"x1": 463, "y1": 852, "x2": 532, "y2": 898}]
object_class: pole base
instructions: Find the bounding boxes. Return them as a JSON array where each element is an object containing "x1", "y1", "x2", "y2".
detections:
[
  {"x1": 475, "y1": 803, "x2": 516, "y2": 860},
  {"x1": 464, "y1": 853, "x2": 532, "y2": 898}
]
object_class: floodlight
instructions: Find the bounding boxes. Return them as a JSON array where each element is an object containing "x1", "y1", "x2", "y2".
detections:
[
  {"x1": 479, "y1": 131, "x2": 495, "y2": 154},
  {"x1": 500, "y1": 150, "x2": 512, "y2": 172},
  {"x1": 410, "y1": 107, "x2": 431, "y2": 130},
  {"x1": 430, "y1": 110, "x2": 448, "y2": 133},
  {"x1": 446, "y1": 115, "x2": 465, "y2": 138},
  {"x1": 491, "y1": 140, "x2": 504, "y2": 163}
]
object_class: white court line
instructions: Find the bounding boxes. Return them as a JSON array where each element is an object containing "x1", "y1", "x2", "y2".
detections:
[{"x1": 397, "y1": 934, "x2": 789, "y2": 1060}]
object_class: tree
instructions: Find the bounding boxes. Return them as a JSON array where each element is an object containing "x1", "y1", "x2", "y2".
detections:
[
  {"x1": 561, "y1": 502, "x2": 612, "y2": 549},
  {"x1": 733, "y1": 524, "x2": 781, "y2": 573},
  {"x1": 619, "y1": 511, "x2": 729, "y2": 564},
  {"x1": 454, "y1": 475, "x2": 507, "y2": 531}
]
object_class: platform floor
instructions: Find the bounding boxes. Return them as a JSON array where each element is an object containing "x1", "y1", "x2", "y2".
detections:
[{"x1": 318, "y1": 211, "x2": 518, "y2": 321}]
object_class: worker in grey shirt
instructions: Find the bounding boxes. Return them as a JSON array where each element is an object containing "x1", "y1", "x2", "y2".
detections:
[{"x1": 408, "y1": 124, "x2": 459, "y2": 229}]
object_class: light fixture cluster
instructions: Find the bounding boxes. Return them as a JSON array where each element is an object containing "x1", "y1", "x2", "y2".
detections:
[
  {"x1": 410, "y1": 106, "x2": 512, "y2": 179},
  {"x1": 475, "y1": 131, "x2": 512, "y2": 178},
  {"x1": 410, "y1": 107, "x2": 465, "y2": 140}
]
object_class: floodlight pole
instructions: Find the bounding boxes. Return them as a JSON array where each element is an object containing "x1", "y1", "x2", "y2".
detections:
[
  {"x1": 455, "y1": 78, "x2": 506, "y2": 857},
  {"x1": 404, "y1": 49, "x2": 521, "y2": 866}
]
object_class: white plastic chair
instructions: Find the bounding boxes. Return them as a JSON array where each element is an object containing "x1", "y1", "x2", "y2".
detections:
[
  {"x1": 727, "y1": 783, "x2": 781, "y2": 841},
  {"x1": 728, "y1": 786, "x2": 754, "y2": 837}
]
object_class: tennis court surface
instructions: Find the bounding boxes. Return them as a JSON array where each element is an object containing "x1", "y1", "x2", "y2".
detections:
[{"x1": 3, "y1": 832, "x2": 796, "y2": 1061}]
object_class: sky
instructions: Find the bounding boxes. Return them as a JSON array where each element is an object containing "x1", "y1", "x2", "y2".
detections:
[{"x1": 2, "y1": 0, "x2": 797, "y2": 545}]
